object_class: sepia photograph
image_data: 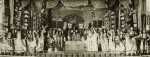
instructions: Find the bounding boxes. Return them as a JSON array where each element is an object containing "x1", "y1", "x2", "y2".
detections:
[{"x1": 0, "y1": 0, "x2": 150, "y2": 57}]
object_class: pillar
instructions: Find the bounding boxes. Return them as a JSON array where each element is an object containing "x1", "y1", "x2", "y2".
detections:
[
  {"x1": 138, "y1": 0, "x2": 142, "y2": 31},
  {"x1": 9, "y1": 0, "x2": 14, "y2": 27},
  {"x1": 0, "y1": 0, "x2": 4, "y2": 34}
]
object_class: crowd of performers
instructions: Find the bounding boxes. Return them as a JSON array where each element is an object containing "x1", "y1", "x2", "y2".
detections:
[{"x1": 0, "y1": 25, "x2": 150, "y2": 55}]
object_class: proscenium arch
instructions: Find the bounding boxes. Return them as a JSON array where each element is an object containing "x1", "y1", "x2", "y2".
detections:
[{"x1": 62, "y1": 14, "x2": 84, "y2": 24}]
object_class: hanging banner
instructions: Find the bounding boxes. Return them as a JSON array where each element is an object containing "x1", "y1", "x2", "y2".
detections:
[
  {"x1": 90, "y1": 0, "x2": 105, "y2": 8},
  {"x1": 47, "y1": 0, "x2": 59, "y2": 8},
  {"x1": 61, "y1": 0, "x2": 88, "y2": 7},
  {"x1": 21, "y1": 0, "x2": 31, "y2": 8}
]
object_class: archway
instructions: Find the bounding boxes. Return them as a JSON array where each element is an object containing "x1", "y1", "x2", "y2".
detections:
[
  {"x1": 62, "y1": 14, "x2": 84, "y2": 24},
  {"x1": 62, "y1": 14, "x2": 84, "y2": 29}
]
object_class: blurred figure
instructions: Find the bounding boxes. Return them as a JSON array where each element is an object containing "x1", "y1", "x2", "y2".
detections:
[
  {"x1": 14, "y1": 30, "x2": 27, "y2": 54},
  {"x1": 86, "y1": 29, "x2": 98, "y2": 51}
]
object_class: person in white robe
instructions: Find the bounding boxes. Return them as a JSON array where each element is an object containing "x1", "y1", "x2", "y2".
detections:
[
  {"x1": 101, "y1": 29, "x2": 109, "y2": 51},
  {"x1": 108, "y1": 30, "x2": 115, "y2": 52},
  {"x1": 14, "y1": 30, "x2": 27, "y2": 53},
  {"x1": 86, "y1": 29, "x2": 98, "y2": 51}
]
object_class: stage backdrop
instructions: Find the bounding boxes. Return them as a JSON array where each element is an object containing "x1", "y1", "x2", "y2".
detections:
[{"x1": 52, "y1": 7, "x2": 105, "y2": 22}]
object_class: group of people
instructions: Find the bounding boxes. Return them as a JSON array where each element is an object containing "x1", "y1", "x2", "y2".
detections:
[
  {"x1": 85, "y1": 27, "x2": 150, "y2": 55},
  {"x1": 0, "y1": 25, "x2": 150, "y2": 55}
]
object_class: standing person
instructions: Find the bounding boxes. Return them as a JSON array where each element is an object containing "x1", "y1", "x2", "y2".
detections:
[
  {"x1": 102, "y1": 29, "x2": 109, "y2": 51},
  {"x1": 14, "y1": 30, "x2": 27, "y2": 54},
  {"x1": 108, "y1": 30, "x2": 115, "y2": 52},
  {"x1": 36, "y1": 26, "x2": 45, "y2": 53},
  {"x1": 86, "y1": 29, "x2": 98, "y2": 51},
  {"x1": 142, "y1": 29, "x2": 147, "y2": 54},
  {"x1": 147, "y1": 31, "x2": 150, "y2": 53}
]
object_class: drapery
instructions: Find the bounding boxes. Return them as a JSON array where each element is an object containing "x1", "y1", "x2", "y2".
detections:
[
  {"x1": 119, "y1": 0, "x2": 130, "y2": 8},
  {"x1": 90, "y1": 0, "x2": 106, "y2": 8},
  {"x1": 21, "y1": 0, "x2": 31, "y2": 8},
  {"x1": 60, "y1": 0, "x2": 88, "y2": 7},
  {"x1": 47, "y1": 0, "x2": 59, "y2": 8},
  {"x1": 34, "y1": 0, "x2": 42, "y2": 8},
  {"x1": 33, "y1": 4, "x2": 41, "y2": 14},
  {"x1": 107, "y1": 0, "x2": 116, "y2": 7}
]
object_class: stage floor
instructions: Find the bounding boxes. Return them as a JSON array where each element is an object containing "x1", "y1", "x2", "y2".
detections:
[{"x1": 0, "y1": 55, "x2": 149, "y2": 57}]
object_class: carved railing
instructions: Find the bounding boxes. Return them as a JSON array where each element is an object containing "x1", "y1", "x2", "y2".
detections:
[{"x1": 0, "y1": 50, "x2": 150, "y2": 57}]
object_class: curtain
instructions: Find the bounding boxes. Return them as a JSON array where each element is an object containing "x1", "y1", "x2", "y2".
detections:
[
  {"x1": 34, "y1": 0, "x2": 42, "y2": 8},
  {"x1": 33, "y1": 4, "x2": 41, "y2": 14},
  {"x1": 90, "y1": 0, "x2": 106, "y2": 8},
  {"x1": 107, "y1": 0, "x2": 116, "y2": 8},
  {"x1": 47, "y1": 0, "x2": 59, "y2": 8},
  {"x1": 21, "y1": 0, "x2": 31, "y2": 8},
  {"x1": 119, "y1": 0, "x2": 130, "y2": 8},
  {"x1": 60, "y1": 0, "x2": 88, "y2": 7}
]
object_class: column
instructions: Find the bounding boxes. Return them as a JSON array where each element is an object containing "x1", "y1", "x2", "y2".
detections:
[
  {"x1": 0, "y1": 0, "x2": 4, "y2": 34},
  {"x1": 9, "y1": 0, "x2": 14, "y2": 26},
  {"x1": 138, "y1": 0, "x2": 142, "y2": 30}
]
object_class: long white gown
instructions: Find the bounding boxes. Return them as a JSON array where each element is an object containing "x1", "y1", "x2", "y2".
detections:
[
  {"x1": 100, "y1": 33, "x2": 109, "y2": 51},
  {"x1": 125, "y1": 33, "x2": 137, "y2": 54},
  {"x1": 115, "y1": 35, "x2": 125, "y2": 53},
  {"x1": 14, "y1": 31, "x2": 26, "y2": 53},
  {"x1": 86, "y1": 30, "x2": 98, "y2": 51},
  {"x1": 3, "y1": 37, "x2": 13, "y2": 52},
  {"x1": 27, "y1": 35, "x2": 37, "y2": 53},
  {"x1": 109, "y1": 32, "x2": 116, "y2": 52},
  {"x1": 36, "y1": 34, "x2": 44, "y2": 52}
]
